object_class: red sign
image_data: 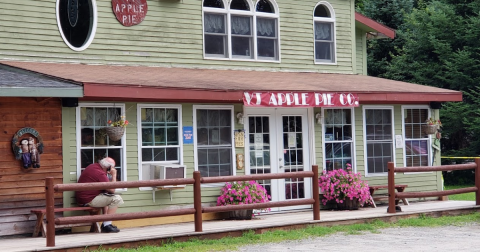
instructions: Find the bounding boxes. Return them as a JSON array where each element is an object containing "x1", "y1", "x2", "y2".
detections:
[
  {"x1": 112, "y1": 0, "x2": 148, "y2": 27},
  {"x1": 243, "y1": 92, "x2": 359, "y2": 107}
]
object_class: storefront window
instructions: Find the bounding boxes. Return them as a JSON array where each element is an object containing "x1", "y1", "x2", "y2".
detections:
[
  {"x1": 404, "y1": 107, "x2": 429, "y2": 166},
  {"x1": 77, "y1": 104, "x2": 125, "y2": 181},
  {"x1": 324, "y1": 109, "x2": 353, "y2": 171},
  {"x1": 364, "y1": 107, "x2": 394, "y2": 174},
  {"x1": 195, "y1": 106, "x2": 234, "y2": 177},
  {"x1": 138, "y1": 105, "x2": 182, "y2": 180}
]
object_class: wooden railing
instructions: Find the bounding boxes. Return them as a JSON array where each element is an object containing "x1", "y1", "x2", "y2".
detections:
[
  {"x1": 387, "y1": 159, "x2": 480, "y2": 213},
  {"x1": 44, "y1": 165, "x2": 320, "y2": 247}
]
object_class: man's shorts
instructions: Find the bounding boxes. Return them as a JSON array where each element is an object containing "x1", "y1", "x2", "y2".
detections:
[{"x1": 87, "y1": 193, "x2": 124, "y2": 208}]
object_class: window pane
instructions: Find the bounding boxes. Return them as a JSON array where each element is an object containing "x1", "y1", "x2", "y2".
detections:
[
  {"x1": 231, "y1": 0, "x2": 249, "y2": 10},
  {"x1": 365, "y1": 109, "x2": 393, "y2": 174},
  {"x1": 314, "y1": 22, "x2": 332, "y2": 40},
  {"x1": 204, "y1": 0, "x2": 224, "y2": 8},
  {"x1": 80, "y1": 105, "x2": 125, "y2": 181},
  {"x1": 232, "y1": 37, "x2": 252, "y2": 57},
  {"x1": 231, "y1": 16, "x2": 251, "y2": 35},
  {"x1": 256, "y1": 0, "x2": 274, "y2": 13},
  {"x1": 404, "y1": 108, "x2": 429, "y2": 167},
  {"x1": 314, "y1": 5, "x2": 330, "y2": 17},
  {"x1": 196, "y1": 109, "x2": 233, "y2": 177},
  {"x1": 258, "y1": 38, "x2": 275, "y2": 58},
  {"x1": 315, "y1": 42, "x2": 332, "y2": 61},
  {"x1": 257, "y1": 18, "x2": 276, "y2": 37}
]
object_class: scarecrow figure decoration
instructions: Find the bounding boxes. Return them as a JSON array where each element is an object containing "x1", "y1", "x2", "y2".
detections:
[
  {"x1": 12, "y1": 128, "x2": 44, "y2": 169},
  {"x1": 29, "y1": 137, "x2": 41, "y2": 168},
  {"x1": 20, "y1": 138, "x2": 31, "y2": 169}
]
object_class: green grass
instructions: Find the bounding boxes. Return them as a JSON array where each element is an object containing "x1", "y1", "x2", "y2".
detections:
[
  {"x1": 92, "y1": 212, "x2": 480, "y2": 252},
  {"x1": 445, "y1": 185, "x2": 476, "y2": 201}
]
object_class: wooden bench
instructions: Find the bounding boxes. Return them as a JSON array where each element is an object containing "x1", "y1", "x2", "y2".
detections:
[
  {"x1": 31, "y1": 207, "x2": 102, "y2": 237},
  {"x1": 368, "y1": 185, "x2": 409, "y2": 208}
]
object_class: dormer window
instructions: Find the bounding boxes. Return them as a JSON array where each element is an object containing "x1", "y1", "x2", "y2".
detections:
[
  {"x1": 314, "y1": 2, "x2": 336, "y2": 64},
  {"x1": 203, "y1": 0, "x2": 279, "y2": 61}
]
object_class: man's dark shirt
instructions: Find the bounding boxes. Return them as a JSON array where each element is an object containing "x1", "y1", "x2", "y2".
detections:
[{"x1": 75, "y1": 163, "x2": 109, "y2": 205}]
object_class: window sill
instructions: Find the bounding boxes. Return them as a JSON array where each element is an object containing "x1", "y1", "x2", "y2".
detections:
[{"x1": 204, "y1": 56, "x2": 280, "y2": 63}]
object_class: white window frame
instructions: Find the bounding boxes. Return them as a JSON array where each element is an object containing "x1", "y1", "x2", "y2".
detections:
[
  {"x1": 313, "y1": 1, "x2": 337, "y2": 65},
  {"x1": 193, "y1": 105, "x2": 236, "y2": 187},
  {"x1": 76, "y1": 103, "x2": 127, "y2": 186},
  {"x1": 202, "y1": 0, "x2": 281, "y2": 62},
  {"x1": 401, "y1": 105, "x2": 432, "y2": 174},
  {"x1": 136, "y1": 104, "x2": 183, "y2": 187},
  {"x1": 363, "y1": 105, "x2": 395, "y2": 177},
  {"x1": 56, "y1": 0, "x2": 98, "y2": 51},
  {"x1": 321, "y1": 108, "x2": 356, "y2": 172}
]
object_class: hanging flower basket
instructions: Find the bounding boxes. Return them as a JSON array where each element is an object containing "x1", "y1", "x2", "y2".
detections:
[
  {"x1": 423, "y1": 124, "x2": 438, "y2": 135},
  {"x1": 105, "y1": 127, "x2": 125, "y2": 141}
]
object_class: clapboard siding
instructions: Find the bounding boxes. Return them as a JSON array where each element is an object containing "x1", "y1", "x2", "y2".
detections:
[
  {"x1": 355, "y1": 28, "x2": 366, "y2": 75},
  {"x1": 0, "y1": 0, "x2": 356, "y2": 73},
  {"x1": 0, "y1": 97, "x2": 63, "y2": 236}
]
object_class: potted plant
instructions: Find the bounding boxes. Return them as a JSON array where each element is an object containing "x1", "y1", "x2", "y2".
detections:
[
  {"x1": 423, "y1": 117, "x2": 442, "y2": 135},
  {"x1": 216, "y1": 181, "x2": 271, "y2": 220},
  {"x1": 318, "y1": 164, "x2": 371, "y2": 210},
  {"x1": 106, "y1": 115, "x2": 129, "y2": 141}
]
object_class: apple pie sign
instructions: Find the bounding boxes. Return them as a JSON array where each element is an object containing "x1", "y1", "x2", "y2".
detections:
[{"x1": 112, "y1": 0, "x2": 148, "y2": 27}]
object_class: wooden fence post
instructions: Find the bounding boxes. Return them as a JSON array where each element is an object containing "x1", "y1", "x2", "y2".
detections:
[
  {"x1": 193, "y1": 171, "x2": 203, "y2": 232},
  {"x1": 387, "y1": 162, "x2": 396, "y2": 213},
  {"x1": 46, "y1": 177, "x2": 55, "y2": 247},
  {"x1": 312, "y1": 165, "x2": 320, "y2": 220},
  {"x1": 475, "y1": 159, "x2": 480, "y2": 206}
]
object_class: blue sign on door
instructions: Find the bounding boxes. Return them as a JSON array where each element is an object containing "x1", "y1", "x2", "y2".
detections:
[{"x1": 183, "y1": 126, "x2": 193, "y2": 144}]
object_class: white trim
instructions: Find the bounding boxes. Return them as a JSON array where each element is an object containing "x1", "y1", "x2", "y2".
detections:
[
  {"x1": 401, "y1": 105, "x2": 432, "y2": 174},
  {"x1": 320, "y1": 108, "x2": 356, "y2": 172},
  {"x1": 56, "y1": 0, "x2": 97, "y2": 51},
  {"x1": 76, "y1": 103, "x2": 127, "y2": 188},
  {"x1": 202, "y1": 0, "x2": 280, "y2": 62},
  {"x1": 193, "y1": 105, "x2": 236, "y2": 187},
  {"x1": 313, "y1": 1, "x2": 337, "y2": 64},
  {"x1": 362, "y1": 105, "x2": 395, "y2": 177},
  {"x1": 136, "y1": 104, "x2": 183, "y2": 190}
]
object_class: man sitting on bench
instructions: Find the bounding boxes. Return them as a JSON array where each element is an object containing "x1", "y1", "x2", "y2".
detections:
[{"x1": 76, "y1": 157, "x2": 124, "y2": 233}]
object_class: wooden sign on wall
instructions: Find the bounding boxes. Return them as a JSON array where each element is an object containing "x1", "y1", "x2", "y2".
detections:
[{"x1": 112, "y1": 0, "x2": 148, "y2": 27}]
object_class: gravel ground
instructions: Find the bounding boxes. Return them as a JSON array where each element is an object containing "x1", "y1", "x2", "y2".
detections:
[{"x1": 237, "y1": 223, "x2": 480, "y2": 252}]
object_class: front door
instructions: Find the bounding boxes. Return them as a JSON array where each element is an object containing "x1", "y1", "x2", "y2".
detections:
[{"x1": 245, "y1": 108, "x2": 311, "y2": 211}]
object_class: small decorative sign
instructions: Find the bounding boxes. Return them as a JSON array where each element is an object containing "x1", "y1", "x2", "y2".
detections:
[
  {"x1": 395, "y1": 135, "x2": 403, "y2": 148},
  {"x1": 112, "y1": 0, "x2": 148, "y2": 27},
  {"x1": 234, "y1": 131, "x2": 245, "y2": 148},
  {"x1": 236, "y1": 154, "x2": 244, "y2": 170},
  {"x1": 183, "y1": 126, "x2": 193, "y2": 144}
]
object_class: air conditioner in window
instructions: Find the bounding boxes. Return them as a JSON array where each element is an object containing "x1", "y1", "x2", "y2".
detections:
[{"x1": 150, "y1": 165, "x2": 186, "y2": 188}]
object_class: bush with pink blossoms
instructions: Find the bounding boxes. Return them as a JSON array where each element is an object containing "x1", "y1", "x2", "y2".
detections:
[
  {"x1": 216, "y1": 181, "x2": 271, "y2": 212},
  {"x1": 318, "y1": 164, "x2": 371, "y2": 206}
]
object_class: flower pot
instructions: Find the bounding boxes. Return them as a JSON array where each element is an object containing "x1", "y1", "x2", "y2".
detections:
[
  {"x1": 336, "y1": 198, "x2": 359, "y2": 210},
  {"x1": 229, "y1": 209, "x2": 253, "y2": 220},
  {"x1": 105, "y1": 127, "x2": 125, "y2": 141},
  {"x1": 423, "y1": 124, "x2": 438, "y2": 135}
]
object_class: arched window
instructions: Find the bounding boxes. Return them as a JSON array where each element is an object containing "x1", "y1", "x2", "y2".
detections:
[
  {"x1": 203, "y1": 0, "x2": 279, "y2": 61},
  {"x1": 313, "y1": 2, "x2": 335, "y2": 63},
  {"x1": 56, "y1": 0, "x2": 97, "y2": 51}
]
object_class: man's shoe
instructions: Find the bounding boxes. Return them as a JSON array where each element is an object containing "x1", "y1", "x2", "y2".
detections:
[{"x1": 101, "y1": 224, "x2": 120, "y2": 233}]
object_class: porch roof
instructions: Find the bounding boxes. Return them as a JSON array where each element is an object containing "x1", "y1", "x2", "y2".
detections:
[
  {"x1": 0, "y1": 61, "x2": 462, "y2": 103},
  {"x1": 0, "y1": 63, "x2": 83, "y2": 97}
]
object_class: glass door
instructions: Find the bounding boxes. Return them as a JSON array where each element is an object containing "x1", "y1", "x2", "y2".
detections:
[
  {"x1": 276, "y1": 109, "x2": 311, "y2": 209},
  {"x1": 245, "y1": 108, "x2": 311, "y2": 212}
]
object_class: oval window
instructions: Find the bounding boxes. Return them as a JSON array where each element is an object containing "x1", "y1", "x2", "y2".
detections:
[{"x1": 56, "y1": 0, "x2": 97, "y2": 51}]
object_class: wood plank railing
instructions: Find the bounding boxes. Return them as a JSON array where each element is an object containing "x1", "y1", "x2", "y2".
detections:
[
  {"x1": 387, "y1": 159, "x2": 480, "y2": 213},
  {"x1": 44, "y1": 165, "x2": 320, "y2": 247}
]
